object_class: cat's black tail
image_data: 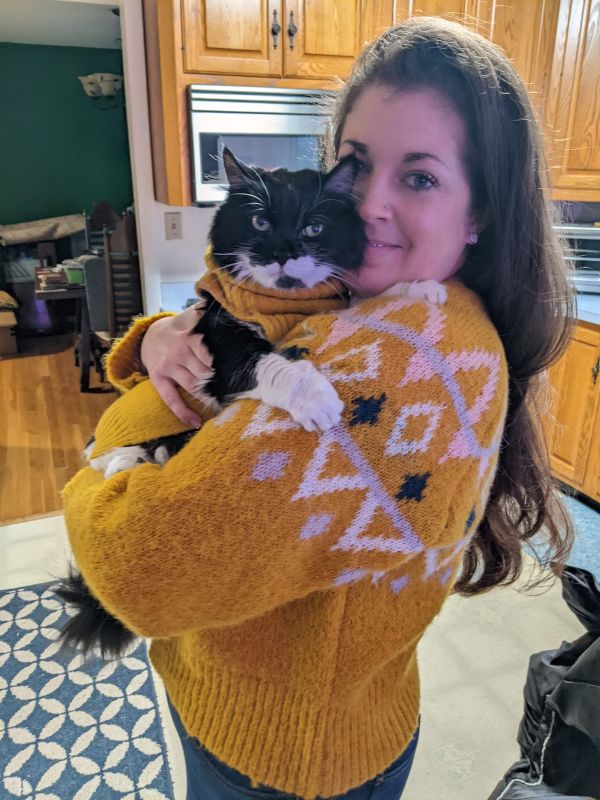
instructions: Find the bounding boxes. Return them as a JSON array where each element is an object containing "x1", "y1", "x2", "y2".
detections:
[{"x1": 54, "y1": 566, "x2": 137, "y2": 660}]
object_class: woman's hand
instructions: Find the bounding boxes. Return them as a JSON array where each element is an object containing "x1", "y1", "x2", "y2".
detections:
[{"x1": 140, "y1": 303, "x2": 213, "y2": 427}]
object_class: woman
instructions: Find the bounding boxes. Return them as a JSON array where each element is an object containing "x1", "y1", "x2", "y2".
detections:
[{"x1": 63, "y1": 17, "x2": 574, "y2": 800}]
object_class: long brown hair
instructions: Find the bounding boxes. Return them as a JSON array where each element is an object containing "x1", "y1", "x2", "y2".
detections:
[{"x1": 330, "y1": 16, "x2": 575, "y2": 595}]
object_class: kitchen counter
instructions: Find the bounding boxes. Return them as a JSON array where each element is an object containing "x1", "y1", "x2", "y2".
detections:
[{"x1": 576, "y1": 293, "x2": 600, "y2": 327}]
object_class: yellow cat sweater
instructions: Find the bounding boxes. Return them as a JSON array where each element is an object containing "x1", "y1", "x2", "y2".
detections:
[
  {"x1": 90, "y1": 249, "x2": 348, "y2": 458},
  {"x1": 63, "y1": 281, "x2": 508, "y2": 799}
]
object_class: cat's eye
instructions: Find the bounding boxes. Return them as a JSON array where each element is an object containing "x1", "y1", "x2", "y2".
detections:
[
  {"x1": 252, "y1": 214, "x2": 271, "y2": 231},
  {"x1": 302, "y1": 223, "x2": 324, "y2": 238}
]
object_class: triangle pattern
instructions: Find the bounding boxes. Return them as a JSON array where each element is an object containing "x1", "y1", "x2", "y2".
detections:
[
  {"x1": 292, "y1": 429, "x2": 368, "y2": 500},
  {"x1": 241, "y1": 404, "x2": 299, "y2": 440},
  {"x1": 330, "y1": 489, "x2": 420, "y2": 554}
]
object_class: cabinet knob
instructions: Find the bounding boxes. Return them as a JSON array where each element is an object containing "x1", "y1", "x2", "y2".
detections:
[
  {"x1": 288, "y1": 10, "x2": 298, "y2": 50},
  {"x1": 271, "y1": 9, "x2": 281, "y2": 50},
  {"x1": 593, "y1": 356, "x2": 600, "y2": 386}
]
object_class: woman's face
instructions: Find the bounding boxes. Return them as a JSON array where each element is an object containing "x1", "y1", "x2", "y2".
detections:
[{"x1": 338, "y1": 85, "x2": 478, "y2": 297}]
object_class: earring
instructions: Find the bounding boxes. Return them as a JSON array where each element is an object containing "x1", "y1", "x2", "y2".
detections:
[{"x1": 468, "y1": 233, "x2": 478, "y2": 245}]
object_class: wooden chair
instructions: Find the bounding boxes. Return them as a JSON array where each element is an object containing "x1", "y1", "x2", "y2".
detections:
[
  {"x1": 102, "y1": 213, "x2": 142, "y2": 340},
  {"x1": 84, "y1": 201, "x2": 121, "y2": 254},
  {"x1": 77, "y1": 209, "x2": 142, "y2": 390}
]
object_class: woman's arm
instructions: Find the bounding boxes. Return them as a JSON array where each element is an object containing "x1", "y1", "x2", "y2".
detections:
[
  {"x1": 64, "y1": 284, "x2": 508, "y2": 638},
  {"x1": 106, "y1": 304, "x2": 213, "y2": 427}
]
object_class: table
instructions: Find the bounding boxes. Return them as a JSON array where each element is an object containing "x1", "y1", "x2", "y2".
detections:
[{"x1": 34, "y1": 283, "x2": 91, "y2": 391}]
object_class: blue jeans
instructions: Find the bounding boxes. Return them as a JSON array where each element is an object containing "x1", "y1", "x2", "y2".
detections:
[{"x1": 168, "y1": 699, "x2": 419, "y2": 800}]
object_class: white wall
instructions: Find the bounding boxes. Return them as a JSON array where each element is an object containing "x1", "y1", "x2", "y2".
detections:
[{"x1": 119, "y1": 0, "x2": 215, "y2": 314}]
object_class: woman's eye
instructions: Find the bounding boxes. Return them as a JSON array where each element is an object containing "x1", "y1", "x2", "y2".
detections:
[
  {"x1": 251, "y1": 214, "x2": 271, "y2": 231},
  {"x1": 404, "y1": 172, "x2": 437, "y2": 191},
  {"x1": 354, "y1": 159, "x2": 370, "y2": 174},
  {"x1": 302, "y1": 222, "x2": 324, "y2": 238}
]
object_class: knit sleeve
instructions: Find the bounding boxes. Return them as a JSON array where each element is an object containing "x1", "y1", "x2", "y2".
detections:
[
  {"x1": 62, "y1": 283, "x2": 508, "y2": 637},
  {"x1": 105, "y1": 312, "x2": 175, "y2": 393}
]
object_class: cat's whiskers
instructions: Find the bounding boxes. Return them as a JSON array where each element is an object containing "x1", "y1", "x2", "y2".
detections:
[
  {"x1": 233, "y1": 191, "x2": 267, "y2": 209},
  {"x1": 247, "y1": 168, "x2": 271, "y2": 207}
]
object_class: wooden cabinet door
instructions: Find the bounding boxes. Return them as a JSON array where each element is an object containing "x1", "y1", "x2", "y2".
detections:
[
  {"x1": 394, "y1": 1, "x2": 479, "y2": 25},
  {"x1": 283, "y1": 0, "x2": 389, "y2": 79},
  {"x1": 581, "y1": 354, "x2": 600, "y2": 501},
  {"x1": 545, "y1": 0, "x2": 600, "y2": 201},
  {"x1": 546, "y1": 324, "x2": 600, "y2": 487},
  {"x1": 394, "y1": 1, "x2": 559, "y2": 113},
  {"x1": 181, "y1": 0, "x2": 282, "y2": 76},
  {"x1": 484, "y1": 0, "x2": 560, "y2": 116}
]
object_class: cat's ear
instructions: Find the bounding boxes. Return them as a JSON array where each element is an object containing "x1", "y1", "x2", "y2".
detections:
[
  {"x1": 323, "y1": 155, "x2": 359, "y2": 196},
  {"x1": 222, "y1": 147, "x2": 254, "y2": 190}
]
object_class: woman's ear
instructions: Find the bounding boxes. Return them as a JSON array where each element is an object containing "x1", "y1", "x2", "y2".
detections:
[{"x1": 469, "y1": 206, "x2": 490, "y2": 239}]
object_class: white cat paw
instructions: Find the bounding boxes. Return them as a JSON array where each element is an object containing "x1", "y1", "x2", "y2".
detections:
[
  {"x1": 286, "y1": 362, "x2": 344, "y2": 433},
  {"x1": 104, "y1": 455, "x2": 140, "y2": 478},
  {"x1": 407, "y1": 280, "x2": 447, "y2": 305},
  {"x1": 93, "y1": 445, "x2": 150, "y2": 478}
]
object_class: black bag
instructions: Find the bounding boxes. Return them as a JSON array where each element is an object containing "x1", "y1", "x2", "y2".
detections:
[{"x1": 487, "y1": 567, "x2": 600, "y2": 800}]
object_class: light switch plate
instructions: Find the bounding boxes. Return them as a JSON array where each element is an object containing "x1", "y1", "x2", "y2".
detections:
[{"x1": 165, "y1": 212, "x2": 182, "y2": 240}]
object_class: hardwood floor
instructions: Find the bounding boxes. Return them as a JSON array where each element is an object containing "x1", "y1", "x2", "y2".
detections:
[{"x1": 0, "y1": 335, "x2": 115, "y2": 524}]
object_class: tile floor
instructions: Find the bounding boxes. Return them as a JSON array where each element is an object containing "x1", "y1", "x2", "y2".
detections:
[{"x1": 0, "y1": 513, "x2": 587, "y2": 800}]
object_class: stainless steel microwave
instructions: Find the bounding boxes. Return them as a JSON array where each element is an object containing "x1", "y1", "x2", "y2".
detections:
[
  {"x1": 555, "y1": 224, "x2": 600, "y2": 294},
  {"x1": 188, "y1": 85, "x2": 334, "y2": 205}
]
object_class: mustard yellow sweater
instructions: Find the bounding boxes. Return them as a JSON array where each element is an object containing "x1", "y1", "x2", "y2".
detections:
[
  {"x1": 90, "y1": 250, "x2": 348, "y2": 458},
  {"x1": 63, "y1": 281, "x2": 508, "y2": 799}
]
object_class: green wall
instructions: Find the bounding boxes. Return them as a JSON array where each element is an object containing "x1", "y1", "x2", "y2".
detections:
[{"x1": 0, "y1": 43, "x2": 133, "y2": 225}]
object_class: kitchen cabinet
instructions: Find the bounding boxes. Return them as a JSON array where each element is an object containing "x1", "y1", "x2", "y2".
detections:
[
  {"x1": 543, "y1": 321, "x2": 600, "y2": 496},
  {"x1": 585, "y1": 409, "x2": 600, "y2": 502},
  {"x1": 144, "y1": 0, "x2": 600, "y2": 206},
  {"x1": 544, "y1": 0, "x2": 600, "y2": 202},
  {"x1": 394, "y1": 1, "x2": 561, "y2": 116},
  {"x1": 143, "y1": 0, "x2": 393, "y2": 205},
  {"x1": 181, "y1": 0, "x2": 280, "y2": 77},
  {"x1": 180, "y1": 0, "x2": 392, "y2": 80}
]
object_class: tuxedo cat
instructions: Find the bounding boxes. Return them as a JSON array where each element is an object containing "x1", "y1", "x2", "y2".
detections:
[
  {"x1": 86, "y1": 147, "x2": 368, "y2": 479},
  {"x1": 54, "y1": 148, "x2": 368, "y2": 659}
]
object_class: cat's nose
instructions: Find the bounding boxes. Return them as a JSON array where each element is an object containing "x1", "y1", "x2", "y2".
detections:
[{"x1": 274, "y1": 246, "x2": 298, "y2": 265}]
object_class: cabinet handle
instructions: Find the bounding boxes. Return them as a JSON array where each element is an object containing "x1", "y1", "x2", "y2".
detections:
[
  {"x1": 271, "y1": 9, "x2": 281, "y2": 50},
  {"x1": 288, "y1": 10, "x2": 298, "y2": 49},
  {"x1": 593, "y1": 356, "x2": 600, "y2": 386}
]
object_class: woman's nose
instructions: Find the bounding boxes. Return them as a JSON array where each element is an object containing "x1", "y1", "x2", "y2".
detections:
[{"x1": 357, "y1": 177, "x2": 393, "y2": 224}]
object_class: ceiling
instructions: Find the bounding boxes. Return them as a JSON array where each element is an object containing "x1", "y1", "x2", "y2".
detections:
[{"x1": 0, "y1": 0, "x2": 121, "y2": 50}]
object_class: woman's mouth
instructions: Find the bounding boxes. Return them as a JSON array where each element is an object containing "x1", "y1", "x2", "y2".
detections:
[{"x1": 367, "y1": 240, "x2": 401, "y2": 249}]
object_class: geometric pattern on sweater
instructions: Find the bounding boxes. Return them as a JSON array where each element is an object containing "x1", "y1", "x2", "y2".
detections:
[
  {"x1": 334, "y1": 522, "x2": 477, "y2": 595},
  {"x1": 241, "y1": 403, "x2": 299, "y2": 439},
  {"x1": 292, "y1": 426, "x2": 423, "y2": 557},
  {"x1": 298, "y1": 296, "x2": 501, "y2": 597},
  {"x1": 349, "y1": 393, "x2": 387, "y2": 427},
  {"x1": 320, "y1": 340, "x2": 382, "y2": 384},
  {"x1": 322, "y1": 297, "x2": 502, "y2": 477},
  {"x1": 385, "y1": 402, "x2": 445, "y2": 456}
]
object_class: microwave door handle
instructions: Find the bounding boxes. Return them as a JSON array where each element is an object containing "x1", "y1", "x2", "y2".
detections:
[
  {"x1": 271, "y1": 9, "x2": 281, "y2": 49},
  {"x1": 288, "y1": 10, "x2": 298, "y2": 49}
]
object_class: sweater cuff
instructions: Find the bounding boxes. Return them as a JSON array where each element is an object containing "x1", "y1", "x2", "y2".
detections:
[{"x1": 105, "y1": 312, "x2": 175, "y2": 393}]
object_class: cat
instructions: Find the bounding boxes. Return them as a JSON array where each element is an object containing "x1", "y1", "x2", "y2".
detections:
[
  {"x1": 54, "y1": 147, "x2": 370, "y2": 659},
  {"x1": 86, "y1": 147, "x2": 368, "y2": 479}
]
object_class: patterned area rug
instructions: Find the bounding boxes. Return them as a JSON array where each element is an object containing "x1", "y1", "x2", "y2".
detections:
[{"x1": 0, "y1": 582, "x2": 174, "y2": 799}]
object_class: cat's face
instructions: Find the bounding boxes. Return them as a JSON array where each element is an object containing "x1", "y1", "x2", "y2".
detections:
[{"x1": 209, "y1": 148, "x2": 366, "y2": 290}]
